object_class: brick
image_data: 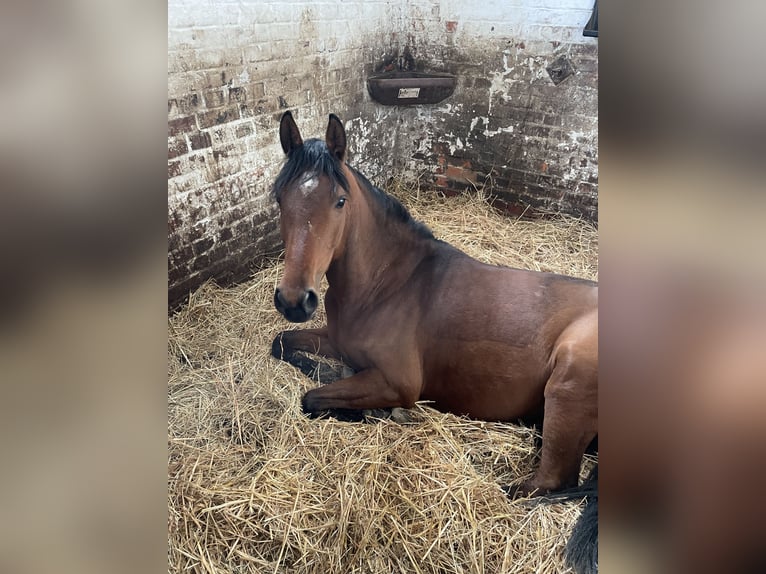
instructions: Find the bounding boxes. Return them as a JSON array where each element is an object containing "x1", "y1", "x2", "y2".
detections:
[
  {"x1": 168, "y1": 265, "x2": 194, "y2": 295},
  {"x1": 235, "y1": 122, "x2": 254, "y2": 138},
  {"x1": 445, "y1": 164, "x2": 462, "y2": 179},
  {"x1": 169, "y1": 170, "x2": 204, "y2": 195},
  {"x1": 192, "y1": 237, "x2": 215, "y2": 256},
  {"x1": 202, "y1": 88, "x2": 227, "y2": 109},
  {"x1": 192, "y1": 48, "x2": 225, "y2": 69},
  {"x1": 248, "y1": 81, "x2": 266, "y2": 99},
  {"x1": 189, "y1": 131, "x2": 212, "y2": 150},
  {"x1": 228, "y1": 86, "x2": 246, "y2": 103},
  {"x1": 244, "y1": 98, "x2": 276, "y2": 116},
  {"x1": 212, "y1": 143, "x2": 235, "y2": 161},
  {"x1": 243, "y1": 43, "x2": 272, "y2": 64},
  {"x1": 167, "y1": 51, "x2": 193, "y2": 75},
  {"x1": 168, "y1": 115, "x2": 196, "y2": 136},
  {"x1": 197, "y1": 106, "x2": 240, "y2": 129},
  {"x1": 191, "y1": 252, "x2": 211, "y2": 272},
  {"x1": 168, "y1": 160, "x2": 182, "y2": 179},
  {"x1": 574, "y1": 57, "x2": 598, "y2": 74},
  {"x1": 168, "y1": 136, "x2": 188, "y2": 159},
  {"x1": 169, "y1": 245, "x2": 194, "y2": 270},
  {"x1": 525, "y1": 125, "x2": 552, "y2": 138},
  {"x1": 179, "y1": 92, "x2": 202, "y2": 114},
  {"x1": 203, "y1": 70, "x2": 226, "y2": 90}
]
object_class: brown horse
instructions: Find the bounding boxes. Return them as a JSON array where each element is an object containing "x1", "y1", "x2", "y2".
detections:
[{"x1": 270, "y1": 111, "x2": 598, "y2": 497}]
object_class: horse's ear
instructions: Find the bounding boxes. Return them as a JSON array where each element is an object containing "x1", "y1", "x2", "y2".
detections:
[
  {"x1": 279, "y1": 111, "x2": 303, "y2": 155},
  {"x1": 325, "y1": 114, "x2": 346, "y2": 162}
]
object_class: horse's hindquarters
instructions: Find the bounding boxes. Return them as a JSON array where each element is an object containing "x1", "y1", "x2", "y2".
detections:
[{"x1": 417, "y1": 261, "x2": 597, "y2": 422}]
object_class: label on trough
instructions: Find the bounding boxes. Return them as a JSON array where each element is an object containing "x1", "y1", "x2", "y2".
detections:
[{"x1": 398, "y1": 87, "x2": 420, "y2": 99}]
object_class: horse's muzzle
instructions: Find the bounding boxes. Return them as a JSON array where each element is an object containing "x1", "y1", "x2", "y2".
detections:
[{"x1": 274, "y1": 287, "x2": 318, "y2": 323}]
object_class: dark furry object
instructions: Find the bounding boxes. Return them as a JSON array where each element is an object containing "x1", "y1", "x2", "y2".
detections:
[{"x1": 564, "y1": 466, "x2": 598, "y2": 574}]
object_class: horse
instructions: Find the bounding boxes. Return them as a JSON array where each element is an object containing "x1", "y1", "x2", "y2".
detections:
[{"x1": 270, "y1": 111, "x2": 598, "y2": 501}]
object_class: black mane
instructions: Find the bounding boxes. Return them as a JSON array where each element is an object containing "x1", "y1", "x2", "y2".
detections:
[
  {"x1": 348, "y1": 166, "x2": 435, "y2": 240},
  {"x1": 272, "y1": 139, "x2": 434, "y2": 241}
]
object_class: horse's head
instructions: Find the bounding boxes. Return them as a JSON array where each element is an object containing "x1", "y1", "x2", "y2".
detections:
[{"x1": 272, "y1": 112, "x2": 351, "y2": 322}]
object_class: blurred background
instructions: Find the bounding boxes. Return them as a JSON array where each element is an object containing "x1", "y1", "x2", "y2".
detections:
[
  {"x1": 601, "y1": 1, "x2": 766, "y2": 572},
  {"x1": 0, "y1": 0, "x2": 764, "y2": 573},
  {"x1": 0, "y1": 2, "x2": 167, "y2": 574}
]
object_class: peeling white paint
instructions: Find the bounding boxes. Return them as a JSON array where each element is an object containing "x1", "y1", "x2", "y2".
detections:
[
  {"x1": 568, "y1": 130, "x2": 588, "y2": 142},
  {"x1": 441, "y1": 133, "x2": 465, "y2": 155},
  {"x1": 484, "y1": 124, "x2": 514, "y2": 137},
  {"x1": 469, "y1": 114, "x2": 514, "y2": 138},
  {"x1": 488, "y1": 50, "x2": 516, "y2": 115},
  {"x1": 469, "y1": 116, "x2": 484, "y2": 133},
  {"x1": 556, "y1": 130, "x2": 589, "y2": 151}
]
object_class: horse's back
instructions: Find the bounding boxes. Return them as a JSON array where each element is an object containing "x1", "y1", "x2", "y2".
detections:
[
  {"x1": 415, "y1": 245, "x2": 597, "y2": 420},
  {"x1": 420, "y1": 245, "x2": 596, "y2": 350}
]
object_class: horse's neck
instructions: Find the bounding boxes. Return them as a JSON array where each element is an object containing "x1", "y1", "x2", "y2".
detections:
[{"x1": 325, "y1": 191, "x2": 430, "y2": 304}]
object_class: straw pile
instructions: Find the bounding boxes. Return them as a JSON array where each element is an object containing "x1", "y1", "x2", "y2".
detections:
[{"x1": 168, "y1": 184, "x2": 598, "y2": 574}]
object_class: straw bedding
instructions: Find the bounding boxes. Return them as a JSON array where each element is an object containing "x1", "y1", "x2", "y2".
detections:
[{"x1": 168, "y1": 185, "x2": 598, "y2": 574}]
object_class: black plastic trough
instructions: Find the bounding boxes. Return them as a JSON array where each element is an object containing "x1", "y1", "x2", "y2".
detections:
[{"x1": 367, "y1": 71, "x2": 457, "y2": 106}]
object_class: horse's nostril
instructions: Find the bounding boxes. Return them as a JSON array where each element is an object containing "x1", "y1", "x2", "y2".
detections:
[
  {"x1": 274, "y1": 288, "x2": 286, "y2": 309},
  {"x1": 304, "y1": 289, "x2": 318, "y2": 313}
]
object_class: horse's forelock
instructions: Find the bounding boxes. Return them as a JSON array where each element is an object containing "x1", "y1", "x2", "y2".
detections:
[{"x1": 272, "y1": 139, "x2": 348, "y2": 201}]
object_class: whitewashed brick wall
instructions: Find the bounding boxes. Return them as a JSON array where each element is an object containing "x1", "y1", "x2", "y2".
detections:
[{"x1": 168, "y1": 0, "x2": 403, "y2": 305}]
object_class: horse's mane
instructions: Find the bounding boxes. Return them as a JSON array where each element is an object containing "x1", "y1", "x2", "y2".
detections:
[
  {"x1": 272, "y1": 139, "x2": 435, "y2": 241},
  {"x1": 348, "y1": 166, "x2": 435, "y2": 240}
]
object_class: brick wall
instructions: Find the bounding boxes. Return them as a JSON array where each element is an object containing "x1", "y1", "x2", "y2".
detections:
[
  {"x1": 167, "y1": 0, "x2": 405, "y2": 308},
  {"x1": 363, "y1": 0, "x2": 599, "y2": 221},
  {"x1": 168, "y1": 0, "x2": 598, "y2": 308}
]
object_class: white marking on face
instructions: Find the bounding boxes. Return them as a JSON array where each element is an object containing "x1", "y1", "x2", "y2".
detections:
[{"x1": 299, "y1": 175, "x2": 319, "y2": 196}]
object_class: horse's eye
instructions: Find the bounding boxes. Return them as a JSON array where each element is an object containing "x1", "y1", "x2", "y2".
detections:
[{"x1": 335, "y1": 197, "x2": 346, "y2": 209}]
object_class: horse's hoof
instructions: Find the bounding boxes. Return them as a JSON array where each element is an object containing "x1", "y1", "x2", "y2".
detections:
[
  {"x1": 302, "y1": 406, "x2": 325, "y2": 420},
  {"x1": 301, "y1": 391, "x2": 334, "y2": 419},
  {"x1": 502, "y1": 481, "x2": 541, "y2": 500},
  {"x1": 502, "y1": 483, "x2": 525, "y2": 500},
  {"x1": 390, "y1": 407, "x2": 413, "y2": 423},
  {"x1": 362, "y1": 408, "x2": 392, "y2": 420},
  {"x1": 341, "y1": 365, "x2": 355, "y2": 378},
  {"x1": 271, "y1": 333, "x2": 286, "y2": 360},
  {"x1": 301, "y1": 391, "x2": 317, "y2": 415}
]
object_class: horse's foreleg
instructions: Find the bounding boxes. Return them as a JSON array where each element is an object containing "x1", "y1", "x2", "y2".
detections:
[
  {"x1": 302, "y1": 368, "x2": 411, "y2": 414},
  {"x1": 271, "y1": 327, "x2": 345, "y2": 382}
]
